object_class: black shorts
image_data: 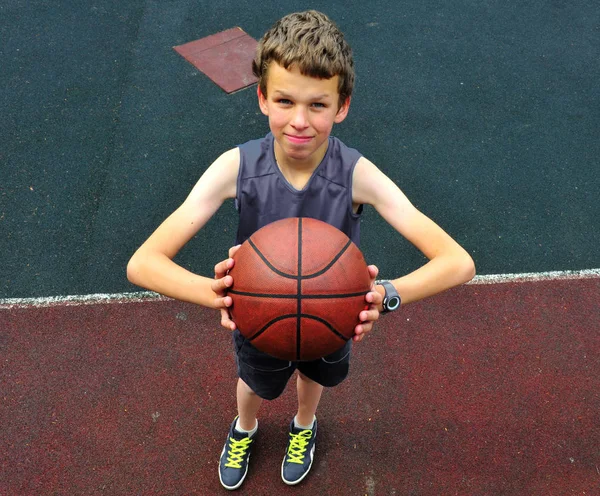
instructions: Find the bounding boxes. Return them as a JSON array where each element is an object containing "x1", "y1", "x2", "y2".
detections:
[{"x1": 232, "y1": 330, "x2": 352, "y2": 400}]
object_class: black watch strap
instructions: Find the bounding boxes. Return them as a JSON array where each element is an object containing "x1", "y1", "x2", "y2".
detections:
[{"x1": 380, "y1": 281, "x2": 401, "y2": 313}]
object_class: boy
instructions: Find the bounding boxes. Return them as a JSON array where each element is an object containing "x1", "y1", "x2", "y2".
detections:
[{"x1": 127, "y1": 10, "x2": 475, "y2": 491}]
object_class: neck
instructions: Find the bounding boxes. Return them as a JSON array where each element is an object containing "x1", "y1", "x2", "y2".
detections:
[
  {"x1": 273, "y1": 141, "x2": 329, "y2": 191},
  {"x1": 273, "y1": 141, "x2": 329, "y2": 174}
]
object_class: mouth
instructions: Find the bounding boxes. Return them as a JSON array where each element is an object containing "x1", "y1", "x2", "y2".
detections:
[{"x1": 285, "y1": 134, "x2": 313, "y2": 145}]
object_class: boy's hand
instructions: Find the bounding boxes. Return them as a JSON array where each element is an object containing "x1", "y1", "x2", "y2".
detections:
[
  {"x1": 212, "y1": 245, "x2": 241, "y2": 331},
  {"x1": 353, "y1": 264, "x2": 383, "y2": 342}
]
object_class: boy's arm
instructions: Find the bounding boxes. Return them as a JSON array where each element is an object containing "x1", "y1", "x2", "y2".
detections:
[
  {"x1": 353, "y1": 157, "x2": 475, "y2": 306},
  {"x1": 127, "y1": 148, "x2": 240, "y2": 308}
]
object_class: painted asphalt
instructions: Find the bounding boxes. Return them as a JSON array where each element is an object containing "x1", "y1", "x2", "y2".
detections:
[{"x1": 2, "y1": 278, "x2": 599, "y2": 494}]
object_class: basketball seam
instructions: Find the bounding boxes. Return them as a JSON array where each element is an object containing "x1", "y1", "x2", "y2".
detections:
[
  {"x1": 228, "y1": 290, "x2": 368, "y2": 299},
  {"x1": 248, "y1": 238, "x2": 353, "y2": 279},
  {"x1": 248, "y1": 238, "x2": 293, "y2": 278},
  {"x1": 296, "y1": 218, "x2": 303, "y2": 361},
  {"x1": 300, "y1": 314, "x2": 348, "y2": 341},
  {"x1": 302, "y1": 239, "x2": 352, "y2": 278},
  {"x1": 247, "y1": 314, "x2": 296, "y2": 340},
  {"x1": 248, "y1": 314, "x2": 349, "y2": 344}
]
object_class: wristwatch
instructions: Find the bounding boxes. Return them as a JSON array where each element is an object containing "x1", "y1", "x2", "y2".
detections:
[{"x1": 379, "y1": 281, "x2": 401, "y2": 313}]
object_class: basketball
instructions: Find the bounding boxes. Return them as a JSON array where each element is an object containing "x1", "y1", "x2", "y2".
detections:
[{"x1": 227, "y1": 217, "x2": 371, "y2": 361}]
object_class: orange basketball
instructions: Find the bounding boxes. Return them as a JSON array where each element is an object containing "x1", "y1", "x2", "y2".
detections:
[{"x1": 228, "y1": 217, "x2": 371, "y2": 361}]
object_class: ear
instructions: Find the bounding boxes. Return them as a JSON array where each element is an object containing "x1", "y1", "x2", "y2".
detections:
[
  {"x1": 334, "y1": 96, "x2": 351, "y2": 124},
  {"x1": 257, "y1": 86, "x2": 269, "y2": 116}
]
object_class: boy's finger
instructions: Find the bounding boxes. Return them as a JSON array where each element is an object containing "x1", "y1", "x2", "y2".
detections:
[
  {"x1": 354, "y1": 321, "x2": 372, "y2": 335},
  {"x1": 213, "y1": 294, "x2": 232, "y2": 309},
  {"x1": 211, "y1": 276, "x2": 233, "y2": 295},
  {"x1": 365, "y1": 290, "x2": 383, "y2": 306},
  {"x1": 214, "y1": 258, "x2": 234, "y2": 279},
  {"x1": 358, "y1": 319, "x2": 375, "y2": 332},
  {"x1": 360, "y1": 309, "x2": 379, "y2": 323},
  {"x1": 220, "y1": 308, "x2": 236, "y2": 330},
  {"x1": 369, "y1": 288, "x2": 384, "y2": 304},
  {"x1": 228, "y1": 244, "x2": 241, "y2": 258}
]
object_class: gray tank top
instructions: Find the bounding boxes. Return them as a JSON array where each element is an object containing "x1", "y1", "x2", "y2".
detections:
[{"x1": 235, "y1": 133, "x2": 363, "y2": 246}]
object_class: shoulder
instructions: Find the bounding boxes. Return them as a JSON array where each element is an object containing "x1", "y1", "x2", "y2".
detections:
[
  {"x1": 352, "y1": 157, "x2": 394, "y2": 206},
  {"x1": 211, "y1": 147, "x2": 241, "y2": 181},
  {"x1": 238, "y1": 134, "x2": 271, "y2": 151},
  {"x1": 352, "y1": 156, "x2": 417, "y2": 213},
  {"x1": 186, "y1": 147, "x2": 240, "y2": 204},
  {"x1": 317, "y1": 136, "x2": 362, "y2": 185},
  {"x1": 238, "y1": 134, "x2": 276, "y2": 178},
  {"x1": 328, "y1": 136, "x2": 362, "y2": 162}
]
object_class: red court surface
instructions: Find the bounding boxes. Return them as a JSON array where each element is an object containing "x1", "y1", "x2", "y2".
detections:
[
  {"x1": 174, "y1": 28, "x2": 258, "y2": 93},
  {"x1": 1, "y1": 278, "x2": 599, "y2": 495}
]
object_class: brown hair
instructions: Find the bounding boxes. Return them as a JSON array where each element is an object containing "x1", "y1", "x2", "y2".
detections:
[{"x1": 252, "y1": 10, "x2": 355, "y2": 106}]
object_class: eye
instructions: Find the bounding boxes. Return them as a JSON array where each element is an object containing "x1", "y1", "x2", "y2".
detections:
[
  {"x1": 311, "y1": 102, "x2": 326, "y2": 108},
  {"x1": 277, "y1": 99, "x2": 292, "y2": 105}
]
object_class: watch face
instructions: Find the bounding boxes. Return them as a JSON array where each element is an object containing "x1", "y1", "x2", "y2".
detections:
[{"x1": 386, "y1": 295, "x2": 401, "y2": 311}]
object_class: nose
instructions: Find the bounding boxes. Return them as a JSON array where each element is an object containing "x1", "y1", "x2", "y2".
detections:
[{"x1": 290, "y1": 106, "x2": 309, "y2": 130}]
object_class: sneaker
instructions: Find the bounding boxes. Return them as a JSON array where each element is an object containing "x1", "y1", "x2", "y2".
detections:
[
  {"x1": 281, "y1": 418, "x2": 317, "y2": 485},
  {"x1": 219, "y1": 417, "x2": 256, "y2": 490}
]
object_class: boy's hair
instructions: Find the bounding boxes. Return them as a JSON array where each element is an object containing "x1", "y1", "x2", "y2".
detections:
[{"x1": 252, "y1": 10, "x2": 355, "y2": 106}]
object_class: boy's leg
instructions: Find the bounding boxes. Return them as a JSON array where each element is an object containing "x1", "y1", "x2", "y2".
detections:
[
  {"x1": 219, "y1": 379, "x2": 262, "y2": 491},
  {"x1": 296, "y1": 372, "x2": 323, "y2": 426},
  {"x1": 222, "y1": 330, "x2": 296, "y2": 490},
  {"x1": 282, "y1": 343, "x2": 351, "y2": 485},
  {"x1": 237, "y1": 377, "x2": 262, "y2": 430},
  {"x1": 281, "y1": 372, "x2": 322, "y2": 486}
]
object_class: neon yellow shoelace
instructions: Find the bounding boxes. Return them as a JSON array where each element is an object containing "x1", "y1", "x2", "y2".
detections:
[
  {"x1": 286, "y1": 430, "x2": 313, "y2": 464},
  {"x1": 225, "y1": 436, "x2": 253, "y2": 468}
]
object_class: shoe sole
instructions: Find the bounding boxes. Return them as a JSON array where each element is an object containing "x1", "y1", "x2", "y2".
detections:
[{"x1": 281, "y1": 444, "x2": 315, "y2": 486}]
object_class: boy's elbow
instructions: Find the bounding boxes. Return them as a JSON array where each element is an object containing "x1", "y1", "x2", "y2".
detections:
[
  {"x1": 460, "y1": 252, "x2": 476, "y2": 283},
  {"x1": 126, "y1": 254, "x2": 143, "y2": 285}
]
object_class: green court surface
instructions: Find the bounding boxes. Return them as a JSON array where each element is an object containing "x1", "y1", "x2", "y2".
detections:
[{"x1": 1, "y1": 0, "x2": 599, "y2": 298}]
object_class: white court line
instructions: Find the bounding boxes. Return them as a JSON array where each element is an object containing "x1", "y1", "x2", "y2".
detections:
[
  {"x1": 469, "y1": 268, "x2": 600, "y2": 285},
  {"x1": 0, "y1": 291, "x2": 167, "y2": 309},
  {"x1": 0, "y1": 269, "x2": 599, "y2": 309}
]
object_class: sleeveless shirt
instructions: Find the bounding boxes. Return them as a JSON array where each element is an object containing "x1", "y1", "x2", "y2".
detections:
[{"x1": 235, "y1": 133, "x2": 363, "y2": 246}]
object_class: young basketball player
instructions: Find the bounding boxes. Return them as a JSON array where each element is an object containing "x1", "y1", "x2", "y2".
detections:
[{"x1": 127, "y1": 10, "x2": 475, "y2": 490}]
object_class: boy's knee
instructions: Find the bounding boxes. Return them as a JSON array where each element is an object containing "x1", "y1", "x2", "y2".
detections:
[
  {"x1": 238, "y1": 374, "x2": 288, "y2": 401},
  {"x1": 238, "y1": 378, "x2": 258, "y2": 396}
]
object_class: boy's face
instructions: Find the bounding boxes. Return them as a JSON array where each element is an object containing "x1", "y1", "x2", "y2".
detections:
[{"x1": 258, "y1": 62, "x2": 350, "y2": 167}]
